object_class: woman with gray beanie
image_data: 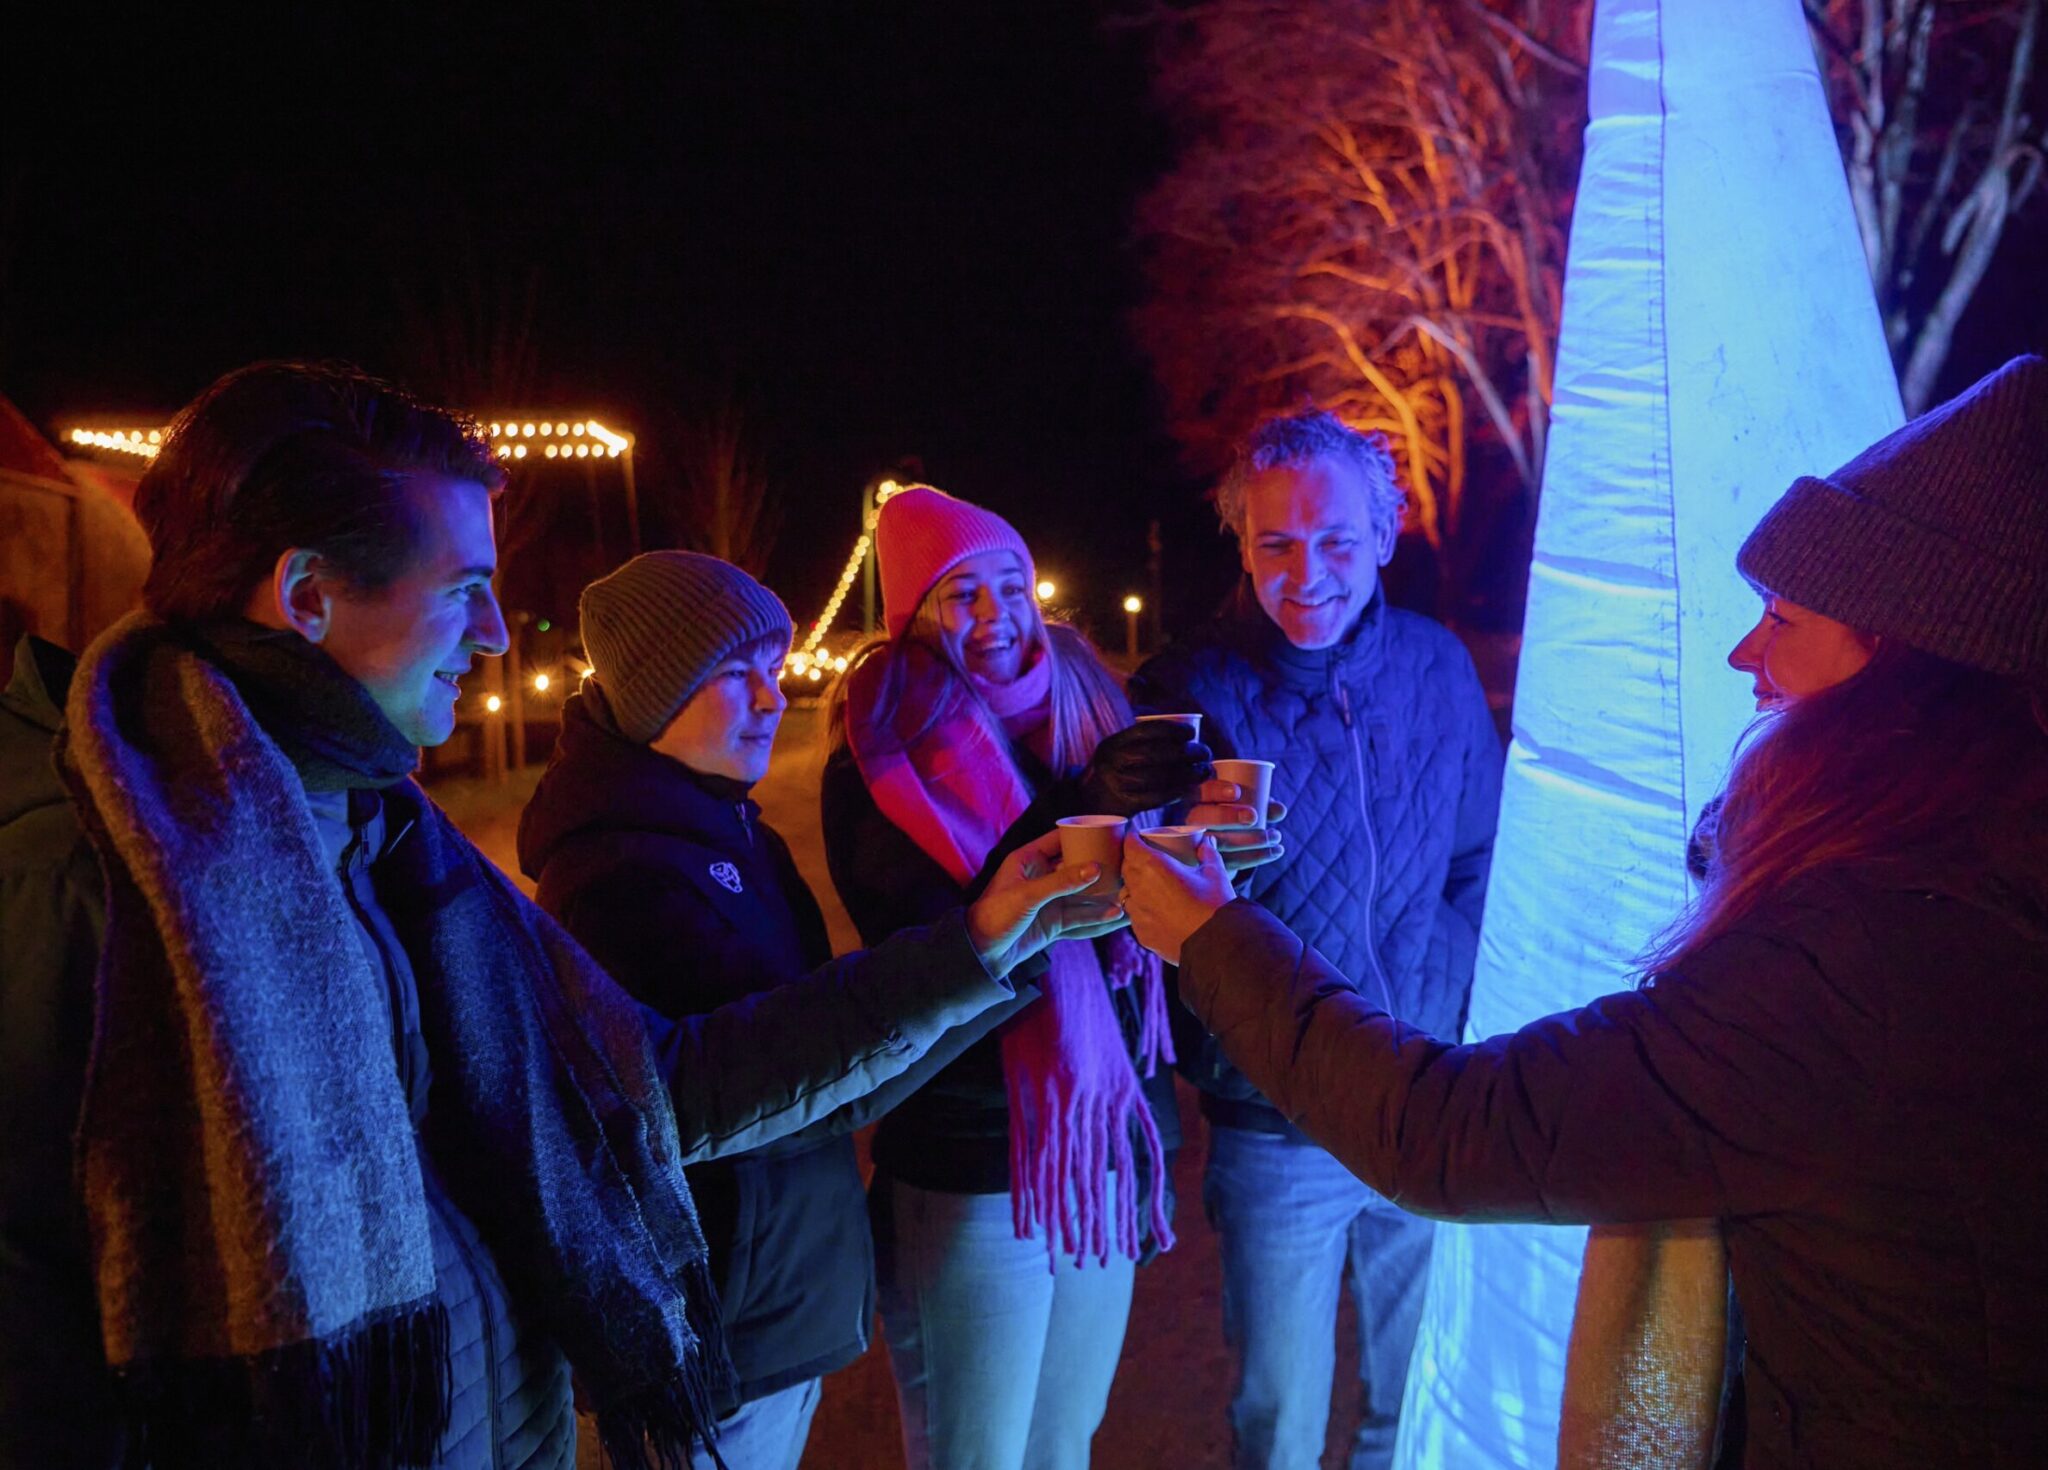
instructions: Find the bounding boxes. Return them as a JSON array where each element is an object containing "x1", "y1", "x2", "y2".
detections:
[{"x1": 1117, "y1": 355, "x2": 2048, "y2": 1468}]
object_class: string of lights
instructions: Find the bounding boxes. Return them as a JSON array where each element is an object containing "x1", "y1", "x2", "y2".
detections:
[
  {"x1": 67, "y1": 428, "x2": 161, "y2": 458},
  {"x1": 61, "y1": 427, "x2": 927, "y2": 696},
  {"x1": 781, "y1": 478, "x2": 905, "y2": 683},
  {"x1": 484, "y1": 419, "x2": 629, "y2": 458},
  {"x1": 65, "y1": 418, "x2": 633, "y2": 463}
]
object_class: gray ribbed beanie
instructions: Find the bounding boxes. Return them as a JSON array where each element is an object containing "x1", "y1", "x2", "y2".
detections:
[
  {"x1": 1737, "y1": 354, "x2": 2048, "y2": 679},
  {"x1": 577, "y1": 551, "x2": 793, "y2": 744}
]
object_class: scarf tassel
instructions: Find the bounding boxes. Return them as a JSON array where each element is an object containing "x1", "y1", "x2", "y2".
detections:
[
  {"x1": 119, "y1": 1299, "x2": 451, "y2": 1470},
  {"x1": 595, "y1": 1253, "x2": 735, "y2": 1470},
  {"x1": 1106, "y1": 938, "x2": 1178, "y2": 1080},
  {"x1": 1007, "y1": 1073, "x2": 1176, "y2": 1273}
]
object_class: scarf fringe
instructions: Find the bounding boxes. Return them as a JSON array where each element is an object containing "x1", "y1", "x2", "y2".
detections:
[
  {"x1": 1007, "y1": 1070, "x2": 1176, "y2": 1272},
  {"x1": 119, "y1": 1299, "x2": 451, "y2": 1470},
  {"x1": 595, "y1": 1253, "x2": 734, "y2": 1470},
  {"x1": 1105, "y1": 934, "x2": 1177, "y2": 1078},
  {"x1": 594, "y1": 1369, "x2": 726, "y2": 1470}
]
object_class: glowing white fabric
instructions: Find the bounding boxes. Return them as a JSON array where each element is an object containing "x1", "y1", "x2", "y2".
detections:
[{"x1": 1392, "y1": 1, "x2": 1900, "y2": 1464}]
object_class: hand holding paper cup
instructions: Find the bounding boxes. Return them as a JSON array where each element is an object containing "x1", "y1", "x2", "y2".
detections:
[
  {"x1": 1209, "y1": 759, "x2": 1275, "y2": 823},
  {"x1": 1138, "y1": 824, "x2": 1210, "y2": 867},
  {"x1": 1056, "y1": 814, "x2": 1129, "y2": 900}
]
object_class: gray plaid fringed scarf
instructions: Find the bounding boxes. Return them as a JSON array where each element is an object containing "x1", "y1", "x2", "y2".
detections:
[{"x1": 58, "y1": 613, "x2": 731, "y2": 1469}]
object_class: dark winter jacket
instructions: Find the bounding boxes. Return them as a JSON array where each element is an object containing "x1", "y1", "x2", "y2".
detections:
[
  {"x1": 0, "y1": 637, "x2": 572, "y2": 1470},
  {"x1": 821, "y1": 744, "x2": 1182, "y2": 1197},
  {"x1": 1128, "y1": 590, "x2": 1501, "y2": 1134},
  {"x1": 1, "y1": 642, "x2": 1022, "y2": 1469},
  {"x1": 518, "y1": 694, "x2": 1030, "y2": 1409},
  {"x1": 0, "y1": 639, "x2": 123, "y2": 1468},
  {"x1": 310, "y1": 787, "x2": 575, "y2": 1469},
  {"x1": 1177, "y1": 873, "x2": 2048, "y2": 1470}
]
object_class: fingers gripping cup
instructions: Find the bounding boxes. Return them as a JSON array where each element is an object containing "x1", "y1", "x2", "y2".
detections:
[
  {"x1": 1210, "y1": 758, "x2": 1275, "y2": 819},
  {"x1": 1138, "y1": 824, "x2": 1208, "y2": 867},
  {"x1": 1056, "y1": 815, "x2": 1129, "y2": 900}
]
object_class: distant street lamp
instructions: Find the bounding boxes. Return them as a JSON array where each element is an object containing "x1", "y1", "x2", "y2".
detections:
[
  {"x1": 485, "y1": 694, "x2": 503, "y2": 714},
  {"x1": 1122, "y1": 595, "x2": 1143, "y2": 660},
  {"x1": 1036, "y1": 578, "x2": 1057, "y2": 602},
  {"x1": 533, "y1": 672, "x2": 551, "y2": 693}
]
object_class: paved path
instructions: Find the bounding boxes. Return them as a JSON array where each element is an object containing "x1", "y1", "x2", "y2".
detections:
[{"x1": 439, "y1": 706, "x2": 1369, "y2": 1468}]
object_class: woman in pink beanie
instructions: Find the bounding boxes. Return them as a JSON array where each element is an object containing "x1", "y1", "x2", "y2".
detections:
[{"x1": 821, "y1": 484, "x2": 1273, "y2": 1470}]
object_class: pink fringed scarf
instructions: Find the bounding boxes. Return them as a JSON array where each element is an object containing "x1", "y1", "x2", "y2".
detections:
[{"x1": 846, "y1": 644, "x2": 1175, "y2": 1268}]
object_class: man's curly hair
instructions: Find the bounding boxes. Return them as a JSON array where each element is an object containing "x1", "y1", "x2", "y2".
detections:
[{"x1": 1214, "y1": 410, "x2": 1406, "y2": 541}]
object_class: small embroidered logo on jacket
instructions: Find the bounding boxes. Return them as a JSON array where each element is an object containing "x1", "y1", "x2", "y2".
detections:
[{"x1": 709, "y1": 861, "x2": 744, "y2": 894}]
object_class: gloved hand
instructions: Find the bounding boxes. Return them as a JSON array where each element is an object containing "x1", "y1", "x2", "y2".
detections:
[{"x1": 1078, "y1": 720, "x2": 1214, "y2": 815}]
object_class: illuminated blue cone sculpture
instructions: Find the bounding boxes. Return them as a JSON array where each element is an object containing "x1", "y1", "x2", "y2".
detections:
[{"x1": 1392, "y1": 0, "x2": 1900, "y2": 1464}]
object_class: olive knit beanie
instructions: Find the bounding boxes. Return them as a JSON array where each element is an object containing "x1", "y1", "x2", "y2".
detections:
[
  {"x1": 876, "y1": 485, "x2": 1037, "y2": 640},
  {"x1": 577, "y1": 551, "x2": 793, "y2": 744},
  {"x1": 1737, "y1": 354, "x2": 2048, "y2": 679}
]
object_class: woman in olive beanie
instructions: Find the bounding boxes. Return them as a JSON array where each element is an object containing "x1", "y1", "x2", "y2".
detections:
[{"x1": 1121, "y1": 356, "x2": 2048, "y2": 1468}]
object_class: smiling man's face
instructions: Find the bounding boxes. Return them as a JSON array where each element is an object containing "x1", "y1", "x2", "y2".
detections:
[
  {"x1": 318, "y1": 473, "x2": 508, "y2": 747},
  {"x1": 1239, "y1": 456, "x2": 1394, "y2": 650}
]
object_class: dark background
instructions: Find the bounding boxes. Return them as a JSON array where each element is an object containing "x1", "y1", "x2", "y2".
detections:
[
  {"x1": 4, "y1": 4, "x2": 2042, "y2": 646},
  {"x1": 2, "y1": 5, "x2": 1230, "y2": 645}
]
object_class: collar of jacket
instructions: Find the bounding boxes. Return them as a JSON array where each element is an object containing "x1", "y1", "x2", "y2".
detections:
[
  {"x1": 1232, "y1": 581, "x2": 1390, "y2": 693},
  {"x1": 517, "y1": 690, "x2": 760, "y2": 880},
  {"x1": 2, "y1": 634, "x2": 76, "y2": 736}
]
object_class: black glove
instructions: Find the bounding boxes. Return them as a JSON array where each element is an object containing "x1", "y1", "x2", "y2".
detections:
[{"x1": 1078, "y1": 720, "x2": 1214, "y2": 815}]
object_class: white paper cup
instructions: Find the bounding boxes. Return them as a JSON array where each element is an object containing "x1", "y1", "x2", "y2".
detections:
[
  {"x1": 1211, "y1": 758, "x2": 1275, "y2": 819},
  {"x1": 1057, "y1": 814, "x2": 1129, "y2": 898},
  {"x1": 1139, "y1": 824, "x2": 1207, "y2": 867},
  {"x1": 1136, "y1": 712, "x2": 1202, "y2": 741}
]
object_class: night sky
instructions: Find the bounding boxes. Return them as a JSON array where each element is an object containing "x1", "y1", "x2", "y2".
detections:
[
  {"x1": 5, "y1": 6, "x2": 1224, "y2": 641},
  {"x1": 5, "y1": 6, "x2": 2042, "y2": 644}
]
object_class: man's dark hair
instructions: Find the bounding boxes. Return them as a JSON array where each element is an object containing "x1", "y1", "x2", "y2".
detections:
[{"x1": 133, "y1": 361, "x2": 506, "y2": 622}]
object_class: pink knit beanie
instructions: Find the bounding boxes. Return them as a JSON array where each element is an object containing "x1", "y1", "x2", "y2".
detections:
[{"x1": 876, "y1": 484, "x2": 1037, "y2": 639}]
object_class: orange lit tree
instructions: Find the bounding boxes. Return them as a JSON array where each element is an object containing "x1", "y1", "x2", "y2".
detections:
[{"x1": 1132, "y1": 0, "x2": 1592, "y2": 614}]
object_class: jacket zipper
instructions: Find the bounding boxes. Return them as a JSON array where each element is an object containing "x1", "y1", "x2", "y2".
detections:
[
  {"x1": 429, "y1": 1181, "x2": 505, "y2": 1469},
  {"x1": 337, "y1": 823, "x2": 412, "y2": 1132},
  {"x1": 337, "y1": 819, "x2": 504, "y2": 1468},
  {"x1": 737, "y1": 801, "x2": 754, "y2": 848},
  {"x1": 1331, "y1": 658, "x2": 1396, "y2": 1015}
]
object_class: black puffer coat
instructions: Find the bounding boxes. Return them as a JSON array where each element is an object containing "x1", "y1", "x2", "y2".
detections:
[
  {"x1": 1129, "y1": 590, "x2": 1501, "y2": 1129},
  {"x1": 519, "y1": 695, "x2": 1029, "y2": 1408},
  {"x1": 1178, "y1": 871, "x2": 2048, "y2": 1469}
]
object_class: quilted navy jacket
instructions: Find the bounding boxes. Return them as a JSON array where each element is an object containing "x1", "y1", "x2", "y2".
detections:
[{"x1": 1129, "y1": 590, "x2": 1502, "y2": 1126}]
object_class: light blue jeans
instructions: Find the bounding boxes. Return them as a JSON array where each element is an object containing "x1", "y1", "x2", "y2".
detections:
[
  {"x1": 1204, "y1": 1126, "x2": 1434, "y2": 1470},
  {"x1": 872, "y1": 1172, "x2": 1136, "y2": 1470},
  {"x1": 689, "y1": 1376, "x2": 821, "y2": 1470}
]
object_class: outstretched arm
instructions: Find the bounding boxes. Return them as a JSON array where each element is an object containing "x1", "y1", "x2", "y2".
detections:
[
  {"x1": 646, "y1": 831, "x2": 1121, "y2": 1162},
  {"x1": 1123, "y1": 839, "x2": 1872, "y2": 1226}
]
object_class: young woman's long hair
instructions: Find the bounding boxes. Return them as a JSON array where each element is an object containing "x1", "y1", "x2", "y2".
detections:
[
  {"x1": 825, "y1": 584, "x2": 1131, "y2": 775},
  {"x1": 1647, "y1": 642, "x2": 2048, "y2": 976}
]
